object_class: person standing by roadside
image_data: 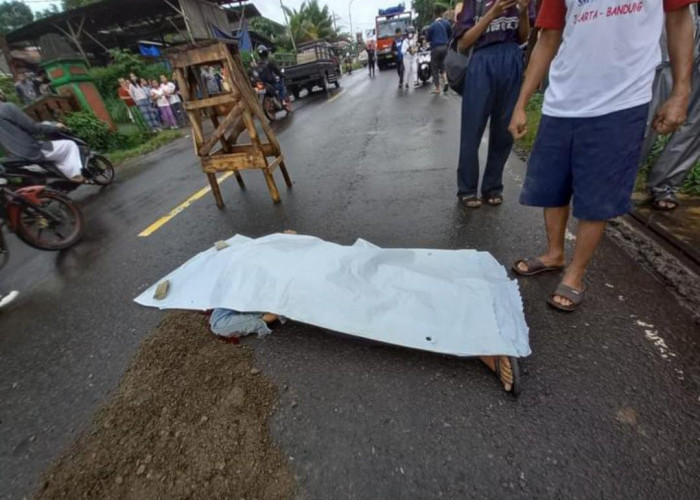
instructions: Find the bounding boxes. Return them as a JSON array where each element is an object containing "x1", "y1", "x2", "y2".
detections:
[
  {"x1": 160, "y1": 74, "x2": 185, "y2": 127},
  {"x1": 509, "y1": 0, "x2": 697, "y2": 311},
  {"x1": 367, "y1": 42, "x2": 376, "y2": 78},
  {"x1": 128, "y1": 77, "x2": 160, "y2": 132},
  {"x1": 117, "y1": 77, "x2": 140, "y2": 126},
  {"x1": 391, "y1": 28, "x2": 405, "y2": 89},
  {"x1": 426, "y1": 5, "x2": 453, "y2": 94},
  {"x1": 455, "y1": 0, "x2": 534, "y2": 208},
  {"x1": 150, "y1": 79, "x2": 178, "y2": 129},
  {"x1": 402, "y1": 26, "x2": 419, "y2": 90},
  {"x1": 14, "y1": 73, "x2": 38, "y2": 105}
]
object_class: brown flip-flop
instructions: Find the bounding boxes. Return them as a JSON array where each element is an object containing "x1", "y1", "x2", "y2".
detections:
[
  {"x1": 494, "y1": 356, "x2": 521, "y2": 396},
  {"x1": 512, "y1": 257, "x2": 565, "y2": 277},
  {"x1": 547, "y1": 283, "x2": 586, "y2": 312}
]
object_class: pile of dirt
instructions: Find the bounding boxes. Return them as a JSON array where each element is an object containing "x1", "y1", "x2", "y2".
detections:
[{"x1": 35, "y1": 312, "x2": 295, "y2": 500}]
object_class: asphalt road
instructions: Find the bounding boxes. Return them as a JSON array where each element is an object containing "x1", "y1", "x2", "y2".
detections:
[{"x1": 1, "y1": 68, "x2": 699, "y2": 500}]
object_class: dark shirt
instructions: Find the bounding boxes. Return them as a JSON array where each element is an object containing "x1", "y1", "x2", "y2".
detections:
[
  {"x1": 391, "y1": 37, "x2": 404, "y2": 61},
  {"x1": 454, "y1": 0, "x2": 535, "y2": 49},
  {"x1": 15, "y1": 80, "x2": 38, "y2": 105},
  {"x1": 0, "y1": 102, "x2": 60, "y2": 161},
  {"x1": 426, "y1": 18, "x2": 452, "y2": 47},
  {"x1": 259, "y1": 60, "x2": 282, "y2": 85}
]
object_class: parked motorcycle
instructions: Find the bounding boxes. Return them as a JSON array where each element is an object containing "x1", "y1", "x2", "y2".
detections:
[
  {"x1": 0, "y1": 173, "x2": 84, "y2": 268},
  {"x1": 1, "y1": 130, "x2": 115, "y2": 192},
  {"x1": 417, "y1": 48, "x2": 432, "y2": 85},
  {"x1": 254, "y1": 76, "x2": 292, "y2": 122}
]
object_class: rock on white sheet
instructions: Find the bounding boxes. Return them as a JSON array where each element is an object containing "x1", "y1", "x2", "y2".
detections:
[{"x1": 134, "y1": 234, "x2": 530, "y2": 358}]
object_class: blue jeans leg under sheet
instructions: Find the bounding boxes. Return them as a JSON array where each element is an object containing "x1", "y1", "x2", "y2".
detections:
[{"x1": 209, "y1": 308, "x2": 272, "y2": 338}]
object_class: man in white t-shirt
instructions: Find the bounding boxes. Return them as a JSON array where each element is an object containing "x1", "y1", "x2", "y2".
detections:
[{"x1": 508, "y1": 0, "x2": 697, "y2": 311}]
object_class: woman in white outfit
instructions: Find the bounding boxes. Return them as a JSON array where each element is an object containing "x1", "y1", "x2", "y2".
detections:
[{"x1": 401, "y1": 26, "x2": 419, "y2": 90}]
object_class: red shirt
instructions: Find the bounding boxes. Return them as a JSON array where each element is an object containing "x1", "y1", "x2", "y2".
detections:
[{"x1": 118, "y1": 87, "x2": 135, "y2": 107}]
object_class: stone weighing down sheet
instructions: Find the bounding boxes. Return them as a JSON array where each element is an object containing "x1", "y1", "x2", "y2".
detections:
[{"x1": 134, "y1": 234, "x2": 530, "y2": 358}]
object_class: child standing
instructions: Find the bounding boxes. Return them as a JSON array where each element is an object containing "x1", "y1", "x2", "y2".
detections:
[{"x1": 150, "y1": 78, "x2": 177, "y2": 129}]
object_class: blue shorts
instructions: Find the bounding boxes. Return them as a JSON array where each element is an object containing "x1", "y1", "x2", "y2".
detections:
[{"x1": 519, "y1": 104, "x2": 649, "y2": 221}]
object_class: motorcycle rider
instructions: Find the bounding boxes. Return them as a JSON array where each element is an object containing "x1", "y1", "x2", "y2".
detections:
[
  {"x1": 256, "y1": 45, "x2": 289, "y2": 105},
  {"x1": 0, "y1": 90, "x2": 84, "y2": 183}
]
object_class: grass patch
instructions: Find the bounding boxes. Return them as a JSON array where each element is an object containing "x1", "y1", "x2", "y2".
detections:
[
  {"x1": 516, "y1": 92, "x2": 544, "y2": 154},
  {"x1": 107, "y1": 129, "x2": 183, "y2": 165}
]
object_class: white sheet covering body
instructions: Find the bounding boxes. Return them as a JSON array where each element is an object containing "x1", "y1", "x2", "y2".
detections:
[{"x1": 135, "y1": 234, "x2": 530, "y2": 358}]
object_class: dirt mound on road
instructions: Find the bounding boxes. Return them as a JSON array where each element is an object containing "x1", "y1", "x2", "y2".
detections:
[{"x1": 35, "y1": 311, "x2": 294, "y2": 500}]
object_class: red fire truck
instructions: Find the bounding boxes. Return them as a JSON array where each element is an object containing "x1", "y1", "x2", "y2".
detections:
[{"x1": 375, "y1": 4, "x2": 413, "y2": 70}]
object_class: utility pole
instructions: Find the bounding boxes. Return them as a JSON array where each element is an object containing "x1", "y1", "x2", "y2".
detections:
[
  {"x1": 348, "y1": 0, "x2": 355, "y2": 53},
  {"x1": 279, "y1": 0, "x2": 297, "y2": 52}
]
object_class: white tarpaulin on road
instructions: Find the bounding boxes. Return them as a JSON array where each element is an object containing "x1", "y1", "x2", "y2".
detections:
[{"x1": 134, "y1": 234, "x2": 531, "y2": 358}]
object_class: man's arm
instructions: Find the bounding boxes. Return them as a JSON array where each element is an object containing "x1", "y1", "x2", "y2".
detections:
[
  {"x1": 652, "y1": 6, "x2": 695, "y2": 134},
  {"x1": 508, "y1": 29, "x2": 562, "y2": 139},
  {"x1": 517, "y1": 0, "x2": 533, "y2": 43}
]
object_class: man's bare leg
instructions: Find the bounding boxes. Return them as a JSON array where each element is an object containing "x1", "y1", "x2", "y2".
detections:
[
  {"x1": 480, "y1": 356, "x2": 513, "y2": 392},
  {"x1": 552, "y1": 219, "x2": 606, "y2": 307},
  {"x1": 517, "y1": 206, "x2": 569, "y2": 273}
]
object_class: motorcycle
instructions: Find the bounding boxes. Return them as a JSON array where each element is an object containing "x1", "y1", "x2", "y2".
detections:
[
  {"x1": 254, "y1": 76, "x2": 292, "y2": 122},
  {"x1": 0, "y1": 172, "x2": 84, "y2": 269},
  {"x1": 0, "y1": 129, "x2": 115, "y2": 192},
  {"x1": 417, "y1": 48, "x2": 432, "y2": 85}
]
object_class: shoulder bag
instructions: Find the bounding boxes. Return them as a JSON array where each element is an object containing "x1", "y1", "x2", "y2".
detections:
[{"x1": 445, "y1": 0, "x2": 486, "y2": 96}]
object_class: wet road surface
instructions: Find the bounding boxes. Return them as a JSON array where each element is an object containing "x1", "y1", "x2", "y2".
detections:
[{"x1": 1, "y1": 69, "x2": 699, "y2": 499}]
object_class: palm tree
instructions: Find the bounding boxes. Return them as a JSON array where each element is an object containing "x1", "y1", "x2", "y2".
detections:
[{"x1": 283, "y1": 0, "x2": 336, "y2": 44}]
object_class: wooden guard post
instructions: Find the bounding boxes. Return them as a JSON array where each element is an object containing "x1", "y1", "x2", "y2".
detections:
[{"x1": 168, "y1": 41, "x2": 292, "y2": 207}]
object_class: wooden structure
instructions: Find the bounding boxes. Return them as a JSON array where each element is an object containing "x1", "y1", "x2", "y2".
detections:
[
  {"x1": 24, "y1": 95, "x2": 80, "y2": 123},
  {"x1": 168, "y1": 41, "x2": 291, "y2": 206}
]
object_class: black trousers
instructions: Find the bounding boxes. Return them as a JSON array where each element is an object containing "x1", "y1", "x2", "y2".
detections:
[{"x1": 397, "y1": 60, "x2": 404, "y2": 85}]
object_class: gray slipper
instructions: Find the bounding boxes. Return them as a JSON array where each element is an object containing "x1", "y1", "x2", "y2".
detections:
[
  {"x1": 512, "y1": 258, "x2": 564, "y2": 276},
  {"x1": 494, "y1": 356, "x2": 521, "y2": 396},
  {"x1": 547, "y1": 283, "x2": 586, "y2": 312}
]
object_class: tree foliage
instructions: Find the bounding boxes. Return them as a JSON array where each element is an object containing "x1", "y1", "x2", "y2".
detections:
[
  {"x1": 35, "y1": 4, "x2": 61, "y2": 20},
  {"x1": 0, "y1": 1, "x2": 33, "y2": 34},
  {"x1": 249, "y1": 16, "x2": 286, "y2": 40},
  {"x1": 412, "y1": 0, "x2": 453, "y2": 30},
  {"x1": 62, "y1": 0, "x2": 98, "y2": 10},
  {"x1": 282, "y1": 0, "x2": 336, "y2": 44}
]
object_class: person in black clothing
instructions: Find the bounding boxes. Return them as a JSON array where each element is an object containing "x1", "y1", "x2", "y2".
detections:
[
  {"x1": 367, "y1": 45, "x2": 376, "y2": 77},
  {"x1": 256, "y1": 45, "x2": 288, "y2": 101},
  {"x1": 391, "y1": 28, "x2": 405, "y2": 89}
]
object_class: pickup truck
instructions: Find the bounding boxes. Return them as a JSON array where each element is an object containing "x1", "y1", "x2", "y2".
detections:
[{"x1": 283, "y1": 41, "x2": 341, "y2": 99}]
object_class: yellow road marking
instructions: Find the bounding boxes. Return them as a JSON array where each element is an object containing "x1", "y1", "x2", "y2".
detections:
[
  {"x1": 138, "y1": 172, "x2": 233, "y2": 237},
  {"x1": 326, "y1": 89, "x2": 344, "y2": 104}
]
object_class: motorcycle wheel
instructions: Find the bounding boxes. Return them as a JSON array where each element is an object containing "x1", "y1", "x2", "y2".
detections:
[
  {"x1": 86, "y1": 155, "x2": 115, "y2": 186},
  {"x1": 262, "y1": 96, "x2": 277, "y2": 122},
  {"x1": 14, "y1": 190, "x2": 83, "y2": 251}
]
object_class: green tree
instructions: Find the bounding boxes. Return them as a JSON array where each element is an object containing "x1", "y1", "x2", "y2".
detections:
[
  {"x1": 35, "y1": 4, "x2": 61, "y2": 20},
  {"x1": 283, "y1": 0, "x2": 336, "y2": 44},
  {"x1": 412, "y1": 0, "x2": 452, "y2": 30},
  {"x1": 249, "y1": 16, "x2": 286, "y2": 40},
  {"x1": 0, "y1": 1, "x2": 33, "y2": 34},
  {"x1": 62, "y1": 0, "x2": 98, "y2": 10}
]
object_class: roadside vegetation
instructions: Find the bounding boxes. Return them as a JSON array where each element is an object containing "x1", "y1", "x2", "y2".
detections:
[{"x1": 518, "y1": 94, "x2": 700, "y2": 196}]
